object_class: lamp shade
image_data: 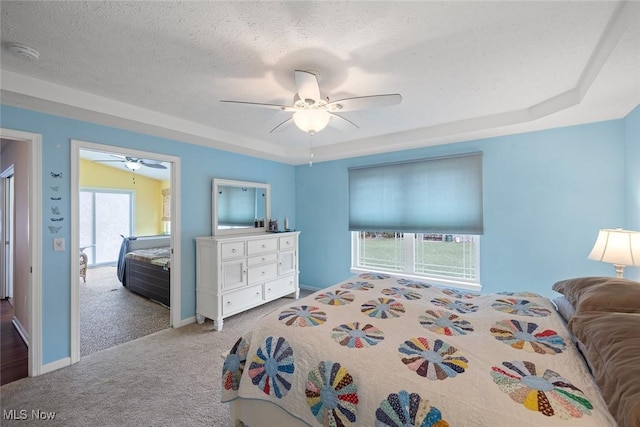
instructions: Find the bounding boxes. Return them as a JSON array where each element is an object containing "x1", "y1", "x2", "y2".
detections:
[
  {"x1": 588, "y1": 228, "x2": 640, "y2": 266},
  {"x1": 293, "y1": 110, "x2": 331, "y2": 134}
]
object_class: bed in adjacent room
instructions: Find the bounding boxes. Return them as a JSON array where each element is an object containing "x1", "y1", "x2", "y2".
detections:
[
  {"x1": 116, "y1": 235, "x2": 171, "y2": 307},
  {"x1": 221, "y1": 273, "x2": 640, "y2": 427}
]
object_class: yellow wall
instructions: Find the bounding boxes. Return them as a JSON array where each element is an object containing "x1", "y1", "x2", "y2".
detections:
[{"x1": 80, "y1": 158, "x2": 166, "y2": 235}]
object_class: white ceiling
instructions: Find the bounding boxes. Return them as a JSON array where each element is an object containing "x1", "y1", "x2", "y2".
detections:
[{"x1": 1, "y1": 1, "x2": 638, "y2": 165}]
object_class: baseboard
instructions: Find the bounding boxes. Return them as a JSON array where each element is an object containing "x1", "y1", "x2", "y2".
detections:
[
  {"x1": 11, "y1": 316, "x2": 29, "y2": 347},
  {"x1": 299, "y1": 284, "x2": 320, "y2": 292},
  {"x1": 175, "y1": 316, "x2": 196, "y2": 328},
  {"x1": 41, "y1": 357, "x2": 71, "y2": 375}
]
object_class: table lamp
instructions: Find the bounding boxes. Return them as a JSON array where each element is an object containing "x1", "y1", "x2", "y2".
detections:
[{"x1": 588, "y1": 228, "x2": 640, "y2": 278}]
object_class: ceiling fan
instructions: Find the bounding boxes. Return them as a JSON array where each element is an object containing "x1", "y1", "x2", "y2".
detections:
[
  {"x1": 220, "y1": 70, "x2": 402, "y2": 135},
  {"x1": 94, "y1": 155, "x2": 167, "y2": 171}
]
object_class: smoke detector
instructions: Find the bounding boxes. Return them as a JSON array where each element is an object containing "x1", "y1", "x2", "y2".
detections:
[{"x1": 5, "y1": 42, "x2": 40, "y2": 61}]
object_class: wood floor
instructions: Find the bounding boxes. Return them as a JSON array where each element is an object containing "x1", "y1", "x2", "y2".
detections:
[{"x1": 1, "y1": 299, "x2": 28, "y2": 385}]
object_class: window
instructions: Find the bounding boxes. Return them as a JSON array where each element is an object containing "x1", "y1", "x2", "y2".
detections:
[
  {"x1": 349, "y1": 153, "x2": 482, "y2": 289},
  {"x1": 162, "y1": 188, "x2": 171, "y2": 234},
  {"x1": 352, "y1": 232, "x2": 479, "y2": 288},
  {"x1": 80, "y1": 189, "x2": 134, "y2": 265}
]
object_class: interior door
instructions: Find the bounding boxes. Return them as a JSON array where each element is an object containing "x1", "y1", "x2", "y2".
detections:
[{"x1": 1, "y1": 172, "x2": 15, "y2": 301}]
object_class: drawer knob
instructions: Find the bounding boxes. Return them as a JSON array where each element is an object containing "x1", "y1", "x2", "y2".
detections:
[
  {"x1": 256, "y1": 291, "x2": 260, "y2": 296},
  {"x1": 262, "y1": 257, "x2": 266, "y2": 261},
  {"x1": 261, "y1": 244, "x2": 266, "y2": 248},
  {"x1": 232, "y1": 248, "x2": 237, "y2": 253},
  {"x1": 227, "y1": 301, "x2": 232, "y2": 305}
]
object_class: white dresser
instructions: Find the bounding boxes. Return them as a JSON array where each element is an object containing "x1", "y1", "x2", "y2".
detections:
[{"x1": 195, "y1": 231, "x2": 300, "y2": 330}]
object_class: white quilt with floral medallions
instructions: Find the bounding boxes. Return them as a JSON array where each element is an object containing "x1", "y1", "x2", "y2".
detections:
[{"x1": 222, "y1": 273, "x2": 616, "y2": 427}]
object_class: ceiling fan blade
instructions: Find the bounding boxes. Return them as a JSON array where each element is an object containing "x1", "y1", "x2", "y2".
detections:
[
  {"x1": 328, "y1": 113, "x2": 360, "y2": 130},
  {"x1": 295, "y1": 70, "x2": 321, "y2": 102},
  {"x1": 220, "y1": 100, "x2": 295, "y2": 112},
  {"x1": 327, "y1": 94, "x2": 402, "y2": 112},
  {"x1": 269, "y1": 117, "x2": 294, "y2": 134},
  {"x1": 140, "y1": 161, "x2": 167, "y2": 169}
]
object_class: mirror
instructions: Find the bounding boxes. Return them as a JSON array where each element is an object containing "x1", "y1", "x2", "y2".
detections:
[{"x1": 212, "y1": 178, "x2": 270, "y2": 235}]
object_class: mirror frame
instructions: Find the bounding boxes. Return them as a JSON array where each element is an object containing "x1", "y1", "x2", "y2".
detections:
[{"x1": 212, "y1": 178, "x2": 271, "y2": 236}]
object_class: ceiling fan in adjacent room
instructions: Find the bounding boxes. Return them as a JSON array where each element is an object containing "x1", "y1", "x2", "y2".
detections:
[
  {"x1": 93, "y1": 155, "x2": 167, "y2": 170},
  {"x1": 220, "y1": 70, "x2": 402, "y2": 135}
]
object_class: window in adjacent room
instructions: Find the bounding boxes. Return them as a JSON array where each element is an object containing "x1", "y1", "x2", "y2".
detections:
[
  {"x1": 349, "y1": 153, "x2": 483, "y2": 290},
  {"x1": 161, "y1": 188, "x2": 171, "y2": 234},
  {"x1": 80, "y1": 189, "x2": 134, "y2": 266}
]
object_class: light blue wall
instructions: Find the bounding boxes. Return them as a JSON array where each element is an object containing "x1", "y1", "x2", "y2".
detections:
[
  {"x1": 0, "y1": 105, "x2": 295, "y2": 364},
  {"x1": 1, "y1": 102, "x2": 637, "y2": 367},
  {"x1": 296, "y1": 119, "x2": 629, "y2": 295},
  {"x1": 624, "y1": 105, "x2": 640, "y2": 281}
]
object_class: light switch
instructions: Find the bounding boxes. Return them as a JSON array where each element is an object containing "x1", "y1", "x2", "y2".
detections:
[{"x1": 53, "y1": 237, "x2": 65, "y2": 252}]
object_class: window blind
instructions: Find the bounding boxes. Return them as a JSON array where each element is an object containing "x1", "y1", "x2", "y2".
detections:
[
  {"x1": 161, "y1": 188, "x2": 171, "y2": 221},
  {"x1": 349, "y1": 153, "x2": 483, "y2": 234}
]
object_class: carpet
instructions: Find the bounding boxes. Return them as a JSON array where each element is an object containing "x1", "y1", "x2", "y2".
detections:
[
  {"x1": 80, "y1": 266, "x2": 170, "y2": 357},
  {"x1": 1, "y1": 289, "x2": 312, "y2": 426}
]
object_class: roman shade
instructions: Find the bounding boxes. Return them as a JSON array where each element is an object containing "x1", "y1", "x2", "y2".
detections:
[{"x1": 348, "y1": 153, "x2": 483, "y2": 234}]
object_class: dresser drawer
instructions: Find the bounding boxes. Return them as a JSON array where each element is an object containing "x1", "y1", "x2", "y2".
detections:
[
  {"x1": 222, "y1": 285, "x2": 263, "y2": 316},
  {"x1": 247, "y1": 252, "x2": 278, "y2": 266},
  {"x1": 247, "y1": 237, "x2": 278, "y2": 255},
  {"x1": 264, "y1": 275, "x2": 296, "y2": 299},
  {"x1": 247, "y1": 262, "x2": 278, "y2": 284},
  {"x1": 220, "y1": 241, "x2": 245, "y2": 260},
  {"x1": 279, "y1": 235, "x2": 297, "y2": 250}
]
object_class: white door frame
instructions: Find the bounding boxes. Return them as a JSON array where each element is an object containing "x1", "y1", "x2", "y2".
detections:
[
  {"x1": 1, "y1": 165, "x2": 15, "y2": 300},
  {"x1": 70, "y1": 139, "x2": 181, "y2": 364},
  {"x1": 0, "y1": 127, "x2": 43, "y2": 377}
]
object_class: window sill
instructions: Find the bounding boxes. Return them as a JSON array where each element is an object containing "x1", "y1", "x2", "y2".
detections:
[{"x1": 350, "y1": 267, "x2": 482, "y2": 293}]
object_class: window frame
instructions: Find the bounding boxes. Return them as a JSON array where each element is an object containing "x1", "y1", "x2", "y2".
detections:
[{"x1": 350, "y1": 231, "x2": 481, "y2": 292}]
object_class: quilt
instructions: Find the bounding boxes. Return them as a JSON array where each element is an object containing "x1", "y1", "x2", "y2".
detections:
[
  {"x1": 125, "y1": 247, "x2": 171, "y2": 268},
  {"x1": 222, "y1": 273, "x2": 616, "y2": 426}
]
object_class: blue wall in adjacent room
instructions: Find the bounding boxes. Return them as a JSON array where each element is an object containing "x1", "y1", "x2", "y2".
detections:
[
  {"x1": 0, "y1": 105, "x2": 296, "y2": 365},
  {"x1": 295, "y1": 119, "x2": 630, "y2": 295}
]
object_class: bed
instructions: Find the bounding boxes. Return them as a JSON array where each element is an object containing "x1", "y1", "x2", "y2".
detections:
[
  {"x1": 221, "y1": 273, "x2": 640, "y2": 427},
  {"x1": 116, "y1": 235, "x2": 171, "y2": 307}
]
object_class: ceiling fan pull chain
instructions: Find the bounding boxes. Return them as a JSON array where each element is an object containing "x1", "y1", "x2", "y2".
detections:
[{"x1": 308, "y1": 133, "x2": 314, "y2": 167}]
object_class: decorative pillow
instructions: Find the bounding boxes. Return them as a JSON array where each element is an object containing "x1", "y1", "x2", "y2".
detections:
[
  {"x1": 569, "y1": 312, "x2": 640, "y2": 427},
  {"x1": 552, "y1": 276, "x2": 640, "y2": 313},
  {"x1": 551, "y1": 295, "x2": 575, "y2": 322}
]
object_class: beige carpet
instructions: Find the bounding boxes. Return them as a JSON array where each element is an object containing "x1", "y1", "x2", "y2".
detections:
[
  {"x1": 80, "y1": 266, "x2": 170, "y2": 356},
  {"x1": 1, "y1": 290, "x2": 312, "y2": 426}
]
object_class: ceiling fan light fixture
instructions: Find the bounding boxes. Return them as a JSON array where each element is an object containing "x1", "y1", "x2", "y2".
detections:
[
  {"x1": 125, "y1": 160, "x2": 141, "y2": 171},
  {"x1": 293, "y1": 109, "x2": 331, "y2": 134}
]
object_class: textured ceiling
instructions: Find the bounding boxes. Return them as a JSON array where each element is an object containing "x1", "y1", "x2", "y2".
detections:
[{"x1": 1, "y1": 1, "x2": 639, "y2": 164}]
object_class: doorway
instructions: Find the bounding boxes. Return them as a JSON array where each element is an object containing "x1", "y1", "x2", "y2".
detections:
[
  {"x1": 0, "y1": 128, "x2": 43, "y2": 379},
  {"x1": 70, "y1": 140, "x2": 181, "y2": 363}
]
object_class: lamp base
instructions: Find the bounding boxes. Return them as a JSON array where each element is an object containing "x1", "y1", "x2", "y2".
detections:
[{"x1": 613, "y1": 264, "x2": 625, "y2": 278}]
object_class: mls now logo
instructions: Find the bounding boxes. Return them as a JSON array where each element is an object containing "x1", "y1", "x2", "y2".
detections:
[{"x1": 3, "y1": 409, "x2": 56, "y2": 420}]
